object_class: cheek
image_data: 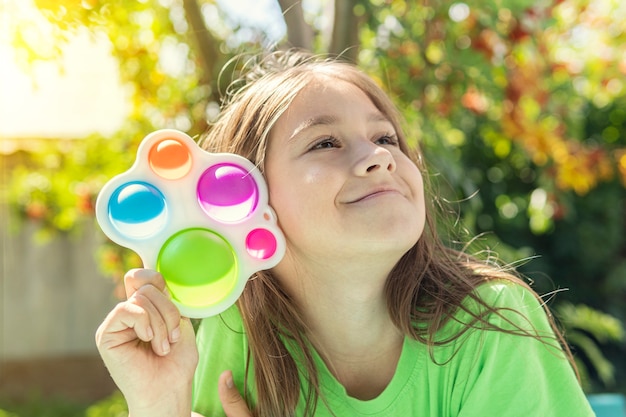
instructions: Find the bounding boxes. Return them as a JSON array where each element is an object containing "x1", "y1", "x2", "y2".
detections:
[
  {"x1": 266, "y1": 167, "x2": 336, "y2": 238},
  {"x1": 269, "y1": 187, "x2": 296, "y2": 220},
  {"x1": 399, "y1": 160, "x2": 427, "y2": 226},
  {"x1": 268, "y1": 164, "x2": 331, "y2": 205},
  {"x1": 399, "y1": 159, "x2": 425, "y2": 197},
  {"x1": 414, "y1": 173, "x2": 427, "y2": 235},
  {"x1": 267, "y1": 188, "x2": 315, "y2": 250},
  {"x1": 268, "y1": 178, "x2": 320, "y2": 222},
  {"x1": 266, "y1": 175, "x2": 308, "y2": 230}
]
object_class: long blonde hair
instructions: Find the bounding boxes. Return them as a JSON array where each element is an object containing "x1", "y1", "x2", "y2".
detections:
[{"x1": 199, "y1": 50, "x2": 574, "y2": 417}]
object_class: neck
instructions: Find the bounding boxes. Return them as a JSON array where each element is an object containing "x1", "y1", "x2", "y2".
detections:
[{"x1": 273, "y1": 249, "x2": 405, "y2": 398}]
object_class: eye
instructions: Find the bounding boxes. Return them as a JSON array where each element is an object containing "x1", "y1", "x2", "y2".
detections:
[
  {"x1": 310, "y1": 137, "x2": 340, "y2": 151},
  {"x1": 375, "y1": 134, "x2": 399, "y2": 146}
]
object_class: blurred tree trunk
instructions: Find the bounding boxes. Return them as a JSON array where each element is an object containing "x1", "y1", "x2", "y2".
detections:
[
  {"x1": 276, "y1": 0, "x2": 362, "y2": 63},
  {"x1": 184, "y1": 0, "x2": 363, "y2": 70},
  {"x1": 329, "y1": 0, "x2": 361, "y2": 62},
  {"x1": 277, "y1": 0, "x2": 314, "y2": 50},
  {"x1": 182, "y1": 0, "x2": 219, "y2": 85}
]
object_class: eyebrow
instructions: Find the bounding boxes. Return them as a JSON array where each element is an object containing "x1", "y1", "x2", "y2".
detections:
[
  {"x1": 288, "y1": 112, "x2": 391, "y2": 141},
  {"x1": 289, "y1": 115, "x2": 337, "y2": 141}
]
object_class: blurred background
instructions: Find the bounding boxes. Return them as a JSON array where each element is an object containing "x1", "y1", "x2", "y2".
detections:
[{"x1": 1, "y1": 0, "x2": 625, "y2": 415}]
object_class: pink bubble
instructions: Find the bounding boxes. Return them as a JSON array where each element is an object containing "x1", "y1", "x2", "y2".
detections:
[
  {"x1": 246, "y1": 228, "x2": 277, "y2": 260},
  {"x1": 197, "y1": 163, "x2": 259, "y2": 222}
]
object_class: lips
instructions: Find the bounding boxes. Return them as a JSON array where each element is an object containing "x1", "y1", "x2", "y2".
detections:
[{"x1": 347, "y1": 185, "x2": 403, "y2": 203}]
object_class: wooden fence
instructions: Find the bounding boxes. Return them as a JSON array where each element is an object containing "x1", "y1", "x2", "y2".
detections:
[{"x1": 0, "y1": 203, "x2": 119, "y2": 402}]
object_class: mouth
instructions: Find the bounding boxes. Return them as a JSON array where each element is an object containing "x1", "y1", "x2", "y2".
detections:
[{"x1": 348, "y1": 187, "x2": 403, "y2": 203}]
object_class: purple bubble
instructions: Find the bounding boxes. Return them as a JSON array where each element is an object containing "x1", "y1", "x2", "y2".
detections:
[{"x1": 197, "y1": 163, "x2": 259, "y2": 222}]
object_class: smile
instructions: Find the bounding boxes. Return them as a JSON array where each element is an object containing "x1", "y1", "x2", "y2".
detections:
[{"x1": 348, "y1": 187, "x2": 403, "y2": 203}]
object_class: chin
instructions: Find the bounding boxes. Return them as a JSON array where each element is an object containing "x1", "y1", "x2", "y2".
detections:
[
  {"x1": 357, "y1": 229, "x2": 421, "y2": 255},
  {"x1": 366, "y1": 217, "x2": 423, "y2": 242}
]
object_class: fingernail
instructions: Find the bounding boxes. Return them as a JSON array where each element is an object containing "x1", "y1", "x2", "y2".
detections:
[
  {"x1": 170, "y1": 326, "x2": 181, "y2": 342},
  {"x1": 162, "y1": 339, "x2": 170, "y2": 354},
  {"x1": 226, "y1": 374, "x2": 234, "y2": 389},
  {"x1": 146, "y1": 326, "x2": 154, "y2": 341}
]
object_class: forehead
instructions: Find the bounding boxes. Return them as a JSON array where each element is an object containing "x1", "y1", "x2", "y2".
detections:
[
  {"x1": 275, "y1": 76, "x2": 386, "y2": 131},
  {"x1": 296, "y1": 74, "x2": 374, "y2": 105}
]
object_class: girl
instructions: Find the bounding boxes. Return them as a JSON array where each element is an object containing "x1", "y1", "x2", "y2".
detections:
[{"x1": 96, "y1": 50, "x2": 595, "y2": 417}]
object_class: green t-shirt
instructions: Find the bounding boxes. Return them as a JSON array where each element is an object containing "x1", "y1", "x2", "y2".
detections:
[{"x1": 192, "y1": 281, "x2": 594, "y2": 416}]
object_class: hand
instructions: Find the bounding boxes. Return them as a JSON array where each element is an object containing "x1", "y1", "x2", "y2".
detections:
[{"x1": 95, "y1": 268, "x2": 199, "y2": 417}]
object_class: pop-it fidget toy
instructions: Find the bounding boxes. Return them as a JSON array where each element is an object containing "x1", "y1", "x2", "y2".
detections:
[{"x1": 95, "y1": 129, "x2": 285, "y2": 318}]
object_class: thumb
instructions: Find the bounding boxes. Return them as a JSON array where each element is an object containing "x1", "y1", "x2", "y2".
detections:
[{"x1": 219, "y1": 370, "x2": 253, "y2": 417}]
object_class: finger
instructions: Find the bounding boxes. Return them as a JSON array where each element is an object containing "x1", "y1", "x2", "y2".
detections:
[
  {"x1": 124, "y1": 268, "x2": 167, "y2": 299},
  {"x1": 219, "y1": 370, "x2": 252, "y2": 417},
  {"x1": 130, "y1": 289, "x2": 178, "y2": 356},
  {"x1": 134, "y1": 284, "x2": 183, "y2": 343},
  {"x1": 95, "y1": 301, "x2": 154, "y2": 351},
  {"x1": 123, "y1": 270, "x2": 182, "y2": 343}
]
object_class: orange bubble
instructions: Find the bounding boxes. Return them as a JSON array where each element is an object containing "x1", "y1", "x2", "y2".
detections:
[{"x1": 148, "y1": 138, "x2": 192, "y2": 180}]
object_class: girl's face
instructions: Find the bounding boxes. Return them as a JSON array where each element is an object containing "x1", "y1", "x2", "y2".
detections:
[{"x1": 265, "y1": 76, "x2": 426, "y2": 266}]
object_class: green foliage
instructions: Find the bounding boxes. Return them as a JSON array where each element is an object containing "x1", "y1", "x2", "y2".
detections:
[
  {"x1": 557, "y1": 303, "x2": 625, "y2": 391},
  {"x1": 0, "y1": 396, "x2": 84, "y2": 417},
  {"x1": 0, "y1": 391, "x2": 128, "y2": 417},
  {"x1": 7, "y1": 134, "x2": 135, "y2": 239},
  {"x1": 85, "y1": 391, "x2": 128, "y2": 417},
  {"x1": 361, "y1": 0, "x2": 626, "y2": 197}
]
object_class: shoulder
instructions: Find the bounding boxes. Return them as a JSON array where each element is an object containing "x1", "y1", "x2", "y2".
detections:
[
  {"x1": 435, "y1": 281, "x2": 595, "y2": 416},
  {"x1": 473, "y1": 279, "x2": 541, "y2": 307},
  {"x1": 433, "y1": 279, "x2": 557, "y2": 348},
  {"x1": 466, "y1": 279, "x2": 552, "y2": 329}
]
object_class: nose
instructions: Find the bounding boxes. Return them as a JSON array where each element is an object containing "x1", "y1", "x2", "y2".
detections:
[{"x1": 353, "y1": 141, "x2": 396, "y2": 176}]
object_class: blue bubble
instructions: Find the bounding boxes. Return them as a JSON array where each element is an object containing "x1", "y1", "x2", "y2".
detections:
[{"x1": 108, "y1": 182, "x2": 168, "y2": 238}]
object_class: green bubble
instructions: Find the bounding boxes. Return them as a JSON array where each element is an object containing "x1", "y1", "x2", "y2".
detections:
[{"x1": 157, "y1": 228, "x2": 237, "y2": 308}]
